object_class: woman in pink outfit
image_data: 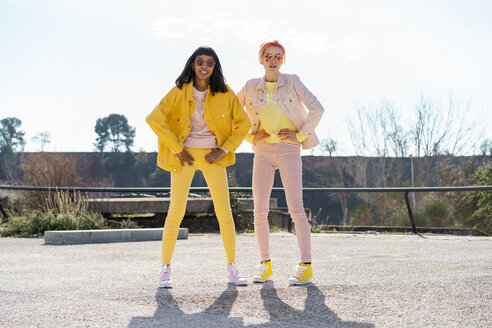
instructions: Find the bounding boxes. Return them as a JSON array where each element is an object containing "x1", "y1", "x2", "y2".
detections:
[{"x1": 237, "y1": 40, "x2": 324, "y2": 285}]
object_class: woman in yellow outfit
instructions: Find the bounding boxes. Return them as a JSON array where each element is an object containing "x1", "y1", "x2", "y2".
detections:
[{"x1": 146, "y1": 47, "x2": 251, "y2": 288}]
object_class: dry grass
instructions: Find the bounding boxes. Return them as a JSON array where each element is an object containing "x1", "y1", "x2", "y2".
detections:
[{"x1": 45, "y1": 190, "x2": 89, "y2": 216}]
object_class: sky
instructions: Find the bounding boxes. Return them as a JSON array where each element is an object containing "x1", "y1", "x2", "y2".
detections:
[{"x1": 1, "y1": 0, "x2": 491, "y2": 155}]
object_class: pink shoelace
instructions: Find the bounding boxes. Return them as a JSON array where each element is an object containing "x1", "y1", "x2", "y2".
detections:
[
  {"x1": 228, "y1": 263, "x2": 244, "y2": 280},
  {"x1": 160, "y1": 265, "x2": 171, "y2": 280}
]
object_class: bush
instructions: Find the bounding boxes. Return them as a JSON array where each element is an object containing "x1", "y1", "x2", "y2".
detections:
[
  {"x1": 463, "y1": 164, "x2": 492, "y2": 234},
  {"x1": 349, "y1": 203, "x2": 373, "y2": 226},
  {"x1": 16, "y1": 152, "x2": 102, "y2": 211},
  {"x1": 111, "y1": 218, "x2": 140, "y2": 229},
  {"x1": 350, "y1": 194, "x2": 409, "y2": 227},
  {"x1": 45, "y1": 190, "x2": 89, "y2": 216},
  {"x1": 229, "y1": 192, "x2": 254, "y2": 232},
  {"x1": 0, "y1": 190, "x2": 111, "y2": 237},
  {"x1": 423, "y1": 199, "x2": 450, "y2": 227},
  {"x1": 1, "y1": 211, "x2": 108, "y2": 237},
  {"x1": 0, "y1": 194, "x2": 23, "y2": 218}
]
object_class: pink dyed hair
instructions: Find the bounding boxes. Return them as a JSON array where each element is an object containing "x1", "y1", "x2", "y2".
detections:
[{"x1": 258, "y1": 40, "x2": 286, "y2": 63}]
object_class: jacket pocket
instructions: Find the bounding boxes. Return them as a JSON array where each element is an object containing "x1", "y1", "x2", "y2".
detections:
[
  {"x1": 213, "y1": 108, "x2": 232, "y2": 121},
  {"x1": 283, "y1": 97, "x2": 304, "y2": 115},
  {"x1": 278, "y1": 98, "x2": 303, "y2": 128},
  {"x1": 245, "y1": 96, "x2": 255, "y2": 107},
  {"x1": 169, "y1": 111, "x2": 186, "y2": 125}
]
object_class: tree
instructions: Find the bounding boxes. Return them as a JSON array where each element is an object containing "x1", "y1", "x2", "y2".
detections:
[
  {"x1": 348, "y1": 99, "x2": 407, "y2": 188},
  {"x1": 0, "y1": 117, "x2": 25, "y2": 180},
  {"x1": 479, "y1": 139, "x2": 492, "y2": 157},
  {"x1": 412, "y1": 93, "x2": 482, "y2": 157},
  {"x1": 320, "y1": 138, "x2": 338, "y2": 157},
  {"x1": 347, "y1": 99, "x2": 412, "y2": 225},
  {"x1": 462, "y1": 164, "x2": 492, "y2": 234},
  {"x1": 20, "y1": 153, "x2": 87, "y2": 210},
  {"x1": 94, "y1": 114, "x2": 136, "y2": 152},
  {"x1": 31, "y1": 132, "x2": 51, "y2": 151},
  {"x1": 349, "y1": 98, "x2": 407, "y2": 158},
  {"x1": 0, "y1": 117, "x2": 25, "y2": 153}
]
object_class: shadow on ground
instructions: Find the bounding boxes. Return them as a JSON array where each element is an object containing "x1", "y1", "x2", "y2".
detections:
[{"x1": 128, "y1": 283, "x2": 374, "y2": 328}]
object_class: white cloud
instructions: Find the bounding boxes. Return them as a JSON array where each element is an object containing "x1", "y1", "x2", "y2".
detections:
[
  {"x1": 150, "y1": 14, "x2": 235, "y2": 39},
  {"x1": 342, "y1": 38, "x2": 369, "y2": 59},
  {"x1": 284, "y1": 32, "x2": 331, "y2": 54},
  {"x1": 150, "y1": 17, "x2": 189, "y2": 38},
  {"x1": 149, "y1": 15, "x2": 368, "y2": 59},
  {"x1": 149, "y1": 15, "x2": 288, "y2": 46}
]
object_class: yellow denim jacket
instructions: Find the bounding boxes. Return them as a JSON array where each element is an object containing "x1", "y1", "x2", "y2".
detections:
[{"x1": 146, "y1": 82, "x2": 251, "y2": 173}]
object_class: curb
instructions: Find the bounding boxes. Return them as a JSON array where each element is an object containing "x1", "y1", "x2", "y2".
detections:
[{"x1": 44, "y1": 228, "x2": 188, "y2": 245}]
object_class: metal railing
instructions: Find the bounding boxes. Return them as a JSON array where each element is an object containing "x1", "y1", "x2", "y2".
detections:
[{"x1": 1, "y1": 184, "x2": 491, "y2": 234}]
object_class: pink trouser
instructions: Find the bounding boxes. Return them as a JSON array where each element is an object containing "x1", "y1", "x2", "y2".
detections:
[{"x1": 253, "y1": 142, "x2": 312, "y2": 263}]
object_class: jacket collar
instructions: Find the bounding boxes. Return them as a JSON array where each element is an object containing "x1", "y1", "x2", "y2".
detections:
[
  {"x1": 184, "y1": 82, "x2": 194, "y2": 101},
  {"x1": 255, "y1": 73, "x2": 286, "y2": 91},
  {"x1": 184, "y1": 81, "x2": 210, "y2": 101}
]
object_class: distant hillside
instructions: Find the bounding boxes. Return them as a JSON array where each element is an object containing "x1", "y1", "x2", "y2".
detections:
[{"x1": 11, "y1": 152, "x2": 489, "y2": 225}]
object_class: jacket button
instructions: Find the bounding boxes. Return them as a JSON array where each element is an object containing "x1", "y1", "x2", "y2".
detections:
[
  {"x1": 289, "y1": 99, "x2": 292, "y2": 102},
  {"x1": 176, "y1": 157, "x2": 179, "y2": 160},
  {"x1": 173, "y1": 169, "x2": 176, "y2": 172},
  {"x1": 222, "y1": 114, "x2": 225, "y2": 117},
  {"x1": 255, "y1": 112, "x2": 258, "y2": 115},
  {"x1": 250, "y1": 102, "x2": 253, "y2": 105},
  {"x1": 260, "y1": 99, "x2": 263, "y2": 102}
]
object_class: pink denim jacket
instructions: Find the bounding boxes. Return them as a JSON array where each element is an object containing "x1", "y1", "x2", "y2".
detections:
[{"x1": 237, "y1": 73, "x2": 324, "y2": 149}]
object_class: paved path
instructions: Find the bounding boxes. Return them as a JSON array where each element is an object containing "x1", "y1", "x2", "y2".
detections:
[{"x1": 1, "y1": 232, "x2": 491, "y2": 327}]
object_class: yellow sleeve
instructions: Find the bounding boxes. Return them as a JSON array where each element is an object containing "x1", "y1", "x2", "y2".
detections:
[
  {"x1": 296, "y1": 132, "x2": 308, "y2": 143},
  {"x1": 245, "y1": 133, "x2": 255, "y2": 144},
  {"x1": 145, "y1": 89, "x2": 183, "y2": 154}
]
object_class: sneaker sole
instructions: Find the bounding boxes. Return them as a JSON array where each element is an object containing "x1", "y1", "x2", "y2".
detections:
[
  {"x1": 288, "y1": 277, "x2": 312, "y2": 285},
  {"x1": 253, "y1": 275, "x2": 273, "y2": 283},
  {"x1": 228, "y1": 280, "x2": 248, "y2": 286},
  {"x1": 158, "y1": 283, "x2": 173, "y2": 288}
]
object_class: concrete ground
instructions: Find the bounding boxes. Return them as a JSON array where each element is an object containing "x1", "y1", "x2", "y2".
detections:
[{"x1": 0, "y1": 232, "x2": 491, "y2": 327}]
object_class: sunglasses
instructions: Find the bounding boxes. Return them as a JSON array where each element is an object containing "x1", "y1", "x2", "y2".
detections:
[
  {"x1": 195, "y1": 58, "x2": 215, "y2": 68},
  {"x1": 264, "y1": 54, "x2": 283, "y2": 62}
]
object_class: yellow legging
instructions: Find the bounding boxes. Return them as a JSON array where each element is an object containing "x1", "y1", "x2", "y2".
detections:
[{"x1": 162, "y1": 148, "x2": 236, "y2": 264}]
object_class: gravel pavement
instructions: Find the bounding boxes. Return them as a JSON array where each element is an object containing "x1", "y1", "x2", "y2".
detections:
[{"x1": 1, "y1": 232, "x2": 491, "y2": 327}]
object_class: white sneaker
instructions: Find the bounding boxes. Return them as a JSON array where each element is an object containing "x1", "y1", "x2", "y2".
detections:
[
  {"x1": 158, "y1": 264, "x2": 172, "y2": 288},
  {"x1": 227, "y1": 263, "x2": 247, "y2": 285}
]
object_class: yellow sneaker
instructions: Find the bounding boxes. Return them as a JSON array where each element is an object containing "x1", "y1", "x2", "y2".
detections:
[
  {"x1": 253, "y1": 261, "x2": 273, "y2": 283},
  {"x1": 288, "y1": 263, "x2": 312, "y2": 285}
]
